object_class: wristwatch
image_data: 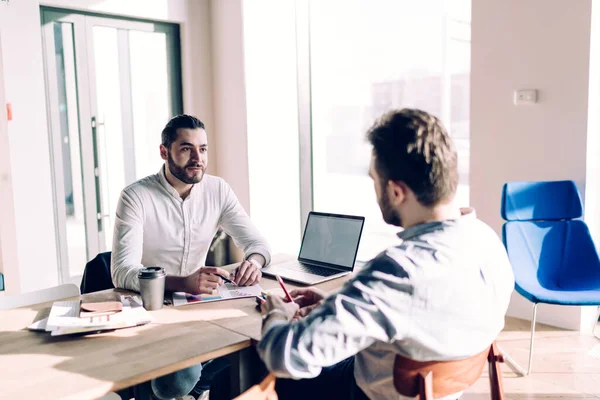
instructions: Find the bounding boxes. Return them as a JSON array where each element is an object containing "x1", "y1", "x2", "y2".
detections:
[{"x1": 247, "y1": 258, "x2": 262, "y2": 269}]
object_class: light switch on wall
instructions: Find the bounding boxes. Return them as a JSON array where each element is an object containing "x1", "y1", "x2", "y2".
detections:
[{"x1": 514, "y1": 89, "x2": 538, "y2": 105}]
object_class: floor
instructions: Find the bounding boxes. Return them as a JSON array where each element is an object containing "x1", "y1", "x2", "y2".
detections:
[{"x1": 463, "y1": 317, "x2": 600, "y2": 399}]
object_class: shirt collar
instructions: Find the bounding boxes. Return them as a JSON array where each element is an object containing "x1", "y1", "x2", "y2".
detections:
[{"x1": 397, "y1": 207, "x2": 476, "y2": 241}]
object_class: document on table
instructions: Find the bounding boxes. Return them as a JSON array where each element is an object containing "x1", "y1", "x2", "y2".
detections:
[
  {"x1": 29, "y1": 295, "x2": 153, "y2": 336},
  {"x1": 172, "y1": 283, "x2": 263, "y2": 306}
]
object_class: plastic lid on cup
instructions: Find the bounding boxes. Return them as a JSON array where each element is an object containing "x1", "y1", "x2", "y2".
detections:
[{"x1": 138, "y1": 266, "x2": 166, "y2": 279}]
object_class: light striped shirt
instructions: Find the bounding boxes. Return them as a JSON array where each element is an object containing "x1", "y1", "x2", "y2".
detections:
[
  {"x1": 111, "y1": 167, "x2": 271, "y2": 292},
  {"x1": 257, "y1": 209, "x2": 514, "y2": 400}
]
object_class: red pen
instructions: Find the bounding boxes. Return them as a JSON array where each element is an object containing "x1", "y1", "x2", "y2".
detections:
[{"x1": 275, "y1": 274, "x2": 296, "y2": 304}]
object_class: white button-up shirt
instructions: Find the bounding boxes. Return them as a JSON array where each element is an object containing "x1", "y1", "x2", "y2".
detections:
[
  {"x1": 111, "y1": 167, "x2": 271, "y2": 292},
  {"x1": 257, "y1": 210, "x2": 514, "y2": 400}
]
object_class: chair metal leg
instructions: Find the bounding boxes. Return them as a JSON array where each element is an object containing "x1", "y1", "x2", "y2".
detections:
[
  {"x1": 593, "y1": 306, "x2": 600, "y2": 339},
  {"x1": 526, "y1": 303, "x2": 538, "y2": 375},
  {"x1": 497, "y1": 303, "x2": 538, "y2": 377},
  {"x1": 497, "y1": 345, "x2": 526, "y2": 377}
]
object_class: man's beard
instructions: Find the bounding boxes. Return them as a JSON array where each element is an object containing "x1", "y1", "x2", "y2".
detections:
[
  {"x1": 167, "y1": 151, "x2": 204, "y2": 184},
  {"x1": 379, "y1": 187, "x2": 402, "y2": 227}
]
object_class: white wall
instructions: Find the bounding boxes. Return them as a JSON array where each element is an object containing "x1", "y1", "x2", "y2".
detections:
[
  {"x1": 210, "y1": 0, "x2": 251, "y2": 216},
  {"x1": 0, "y1": 0, "x2": 60, "y2": 293},
  {"x1": 471, "y1": 0, "x2": 595, "y2": 330},
  {"x1": 183, "y1": 0, "x2": 215, "y2": 160},
  {"x1": 585, "y1": 0, "x2": 600, "y2": 244},
  {"x1": 0, "y1": 0, "x2": 215, "y2": 293},
  {"x1": 0, "y1": 29, "x2": 21, "y2": 295}
]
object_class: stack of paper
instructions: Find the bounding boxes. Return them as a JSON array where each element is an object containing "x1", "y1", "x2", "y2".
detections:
[{"x1": 29, "y1": 295, "x2": 153, "y2": 336}]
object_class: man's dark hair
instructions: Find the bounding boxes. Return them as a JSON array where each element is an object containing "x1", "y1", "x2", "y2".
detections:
[
  {"x1": 161, "y1": 114, "x2": 205, "y2": 150},
  {"x1": 366, "y1": 108, "x2": 458, "y2": 207}
]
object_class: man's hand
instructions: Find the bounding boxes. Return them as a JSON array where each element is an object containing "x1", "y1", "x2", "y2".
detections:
[
  {"x1": 233, "y1": 260, "x2": 262, "y2": 286},
  {"x1": 260, "y1": 295, "x2": 299, "y2": 328},
  {"x1": 182, "y1": 267, "x2": 230, "y2": 295},
  {"x1": 287, "y1": 287, "x2": 327, "y2": 318}
]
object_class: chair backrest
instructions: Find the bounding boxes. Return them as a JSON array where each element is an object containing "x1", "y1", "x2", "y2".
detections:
[
  {"x1": 501, "y1": 180, "x2": 583, "y2": 222},
  {"x1": 393, "y1": 343, "x2": 504, "y2": 400},
  {"x1": 80, "y1": 251, "x2": 114, "y2": 294},
  {"x1": 501, "y1": 181, "x2": 600, "y2": 293},
  {"x1": 0, "y1": 283, "x2": 80, "y2": 310},
  {"x1": 233, "y1": 374, "x2": 277, "y2": 400}
]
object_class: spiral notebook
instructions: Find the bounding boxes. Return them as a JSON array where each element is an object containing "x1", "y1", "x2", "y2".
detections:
[{"x1": 172, "y1": 283, "x2": 263, "y2": 306}]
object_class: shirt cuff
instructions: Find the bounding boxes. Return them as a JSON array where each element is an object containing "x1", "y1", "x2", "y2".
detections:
[
  {"x1": 248, "y1": 258, "x2": 263, "y2": 269},
  {"x1": 244, "y1": 246, "x2": 271, "y2": 266}
]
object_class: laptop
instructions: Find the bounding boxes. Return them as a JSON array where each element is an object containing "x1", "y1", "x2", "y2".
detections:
[{"x1": 262, "y1": 212, "x2": 365, "y2": 285}]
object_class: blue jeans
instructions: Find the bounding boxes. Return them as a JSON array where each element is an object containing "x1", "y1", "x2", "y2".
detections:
[
  {"x1": 151, "y1": 363, "x2": 203, "y2": 399},
  {"x1": 138, "y1": 357, "x2": 230, "y2": 399}
]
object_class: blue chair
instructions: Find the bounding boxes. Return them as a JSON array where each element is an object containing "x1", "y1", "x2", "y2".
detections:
[{"x1": 501, "y1": 180, "x2": 600, "y2": 375}]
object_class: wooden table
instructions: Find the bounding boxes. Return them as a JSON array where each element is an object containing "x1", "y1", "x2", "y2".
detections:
[
  {"x1": 0, "y1": 290, "x2": 250, "y2": 400},
  {"x1": 0, "y1": 254, "x2": 350, "y2": 400}
]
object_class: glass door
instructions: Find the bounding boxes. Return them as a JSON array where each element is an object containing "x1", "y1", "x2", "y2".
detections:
[
  {"x1": 84, "y1": 16, "x2": 181, "y2": 252},
  {"x1": 41, "y1": 8, "x2": 182, "y2": 285}
]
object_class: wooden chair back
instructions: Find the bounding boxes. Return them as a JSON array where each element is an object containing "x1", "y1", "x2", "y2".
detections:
[
  {"x1": 393, "y1": 342, "x2": 505, "y2": 400},
  {"x1": 233, "y1": 373, "x2": 278, "y2": 400}
]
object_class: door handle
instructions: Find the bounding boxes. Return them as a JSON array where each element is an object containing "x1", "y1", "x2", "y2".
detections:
[
  {"x1": 91, "y1": 119, "x2": 105, "y2": 128},
  {"x1": 91, "y1": 116, "x2": 104, "y2": 232}
]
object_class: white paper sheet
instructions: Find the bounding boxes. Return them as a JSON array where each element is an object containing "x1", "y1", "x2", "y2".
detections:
[{"x1": 172, "y1": 283, "x2": 263, "y2": 306}]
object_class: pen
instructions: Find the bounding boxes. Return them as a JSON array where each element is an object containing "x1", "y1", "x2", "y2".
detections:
[
  {"x1": 275, "y1": 274, "x2": 295, "y2": 304},
  {"x1": 216, "y1": 274, "x2": 237, "y2": 286}
]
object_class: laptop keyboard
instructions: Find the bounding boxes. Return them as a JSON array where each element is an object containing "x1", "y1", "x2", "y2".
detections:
[{"x1": 284, "y1": 262, "x2": 341, "y2": 277}]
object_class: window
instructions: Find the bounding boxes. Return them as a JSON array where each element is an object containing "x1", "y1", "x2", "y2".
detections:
[
  {"x1": 308, "y1": 0, "x2": 471, "y2": 260},
  {"x1": 245, "y1": 0, "x2": 471, "y2": 260}
]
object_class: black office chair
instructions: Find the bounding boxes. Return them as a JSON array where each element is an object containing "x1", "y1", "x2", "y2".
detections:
[
  {"x1": 80, "y1": 251, "x2": 114, "y2": 294},
  {"x1": 81, "y1": 252, "x2": 137, "y2": 399}
]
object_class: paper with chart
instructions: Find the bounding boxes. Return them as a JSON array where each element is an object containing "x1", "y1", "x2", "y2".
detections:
[{"x1": 172, "y1": 283, "x2": 263, "y2": 306}]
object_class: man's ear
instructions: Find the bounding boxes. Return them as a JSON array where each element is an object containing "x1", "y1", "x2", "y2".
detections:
[
  {"x1": 388, "y1": 180, "x2": 408, "y2": 206},
  {"x1": 160, "y1": 144, "x2": 168, "y2": 161}
]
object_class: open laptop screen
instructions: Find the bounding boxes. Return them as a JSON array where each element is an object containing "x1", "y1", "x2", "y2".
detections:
[{"x1": 298, "y1": 212, "x2": 364, "y2": 270}]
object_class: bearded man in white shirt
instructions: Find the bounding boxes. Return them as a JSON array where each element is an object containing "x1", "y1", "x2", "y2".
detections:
[{"x1": 111, "y1": 114, "x2": 271, "y2": 400}]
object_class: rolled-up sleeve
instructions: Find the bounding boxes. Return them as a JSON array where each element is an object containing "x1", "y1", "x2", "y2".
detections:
[
  {"x1": 218, "y1": 180, "x2": 271, "y2": 265},
  {"x1": 257, "y1": 254, "x2": 413, "y2": 378},
  {"x1": 111, "y1": 189, "x2": 145, "y2": 292}
]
